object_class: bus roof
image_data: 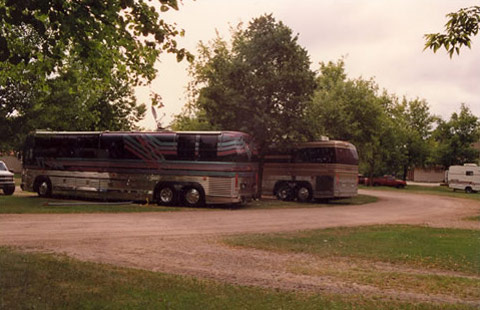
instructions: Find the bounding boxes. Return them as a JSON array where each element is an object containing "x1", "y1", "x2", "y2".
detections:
[
  {"x1": 34, "y1": 130, "x2": 250, "y2": 137},
  {"x1": 295, "y1": 140, "x2": 356, "y2": 149}
]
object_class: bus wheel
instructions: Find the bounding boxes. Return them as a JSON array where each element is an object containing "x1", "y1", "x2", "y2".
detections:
[
  {"x1": 296, "y1": 184, "x2": 312, "y2": 202},
  {"x1": 183, "y1": 187, "x2": 205, "y2": 208},
  {"x1": 157, "y1": 185, "x2": 177, "y2": 206},
  {"x1": 37, "y1": 178, "x2": 52, "y2": 197},
  {"x1": 465, "y1": 187, "x2": 473, "y2": 194},
  {"x1": 275, "y1": 184, "x2": 293, "y2": 201}
]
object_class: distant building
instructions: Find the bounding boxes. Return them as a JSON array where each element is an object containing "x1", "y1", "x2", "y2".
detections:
[
  {"x1": 0, "y1": 154, "x2": 22, "y2": 173},
  {"x1": 0, "y1": 151, "x2": 22, "y2": 173},
  {"x1": 407, "y1": 140, "x2": 480, "y2": 183},
  {"x1": 407, "y1": 166, "x2": 445, "y2": 183}
]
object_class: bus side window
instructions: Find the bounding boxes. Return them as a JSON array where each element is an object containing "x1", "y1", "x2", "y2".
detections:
[
  {"x1": 35, "y1": 137, "x2": 58, "y2": 158},
  {"x1": 76, "y1": 136, "x2": 99, "y2": 158},
  {"x1": 177, "y1": 135, "x2": 196, "y2": 160},
  {"x1": 100, "y1": 136, "x2": 137, "y2": 160},
  {"x1": 152, "y1": 134, "x2": 176, "y2": 160},
  {"x1": 23, "y1": 135, "x2": 35, "y2": 165},
  {"x1": 198, "y1": 135, "x2": 218, "y2": 161},
  {"x1": 295, "y1": 148, "x2": 335, "y2": 163}
]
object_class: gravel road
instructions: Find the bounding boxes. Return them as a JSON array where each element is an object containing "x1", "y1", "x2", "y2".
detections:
[{"x1": 1, "y1": 189, "x2": 479, "y2": 304}]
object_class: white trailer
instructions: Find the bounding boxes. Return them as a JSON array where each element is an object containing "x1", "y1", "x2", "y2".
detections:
[{"x1": 446, "y1": 164, "x2": 480, "y2": 193}]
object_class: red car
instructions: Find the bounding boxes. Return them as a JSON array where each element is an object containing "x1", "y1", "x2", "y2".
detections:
[{"x1": 371, "y1": 175, "x2": 406, "y2": 188}]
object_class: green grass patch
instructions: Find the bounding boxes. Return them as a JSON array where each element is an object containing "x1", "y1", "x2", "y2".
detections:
[
  {"x1": 0, "y1": 247, "x2": 473, "y2": 310},
  {"x1": 225, "y1": 225, "x2": 480, "y2": 275},
  {"x1": 291, "y1": 263, "x2": 480, "y2": 300},
  {"x1": 0, "y1": 195, "x2": 183, "y2": 214}
]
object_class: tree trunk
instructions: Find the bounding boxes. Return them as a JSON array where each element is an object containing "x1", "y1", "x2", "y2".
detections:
[{"x1": 256, "y1": 154, "x2": 265, "y2": 199}]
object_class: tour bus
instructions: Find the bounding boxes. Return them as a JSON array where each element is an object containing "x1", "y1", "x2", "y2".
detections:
[
  {"x1": 262, "y1": 139, "x2": 358, "y2": 201},
  {"x1": 21, "y1": 130, "x2": 258, "y2": 206},
  {"x1": 446, "y1": 163, "x2": 480, "y2": 193}
]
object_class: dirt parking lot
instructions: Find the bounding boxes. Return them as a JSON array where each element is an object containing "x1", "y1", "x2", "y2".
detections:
[{"x1": 1, "y1": 189, "x2": 479, "y2": 304}]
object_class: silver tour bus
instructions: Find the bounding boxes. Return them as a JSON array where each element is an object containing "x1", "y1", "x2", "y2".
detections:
[{"x1": 22, "y1": 130, "x2": 258, "y2": 207}]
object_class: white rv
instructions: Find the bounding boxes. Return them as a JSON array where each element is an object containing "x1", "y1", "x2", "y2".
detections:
[{"x1": 446, "y1": 164, "x2": 480, "y2": 193}]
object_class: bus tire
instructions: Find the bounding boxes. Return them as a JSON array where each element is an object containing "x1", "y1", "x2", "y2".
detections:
[
  {"x1": 3, "y1": 185, "x2": 15, "y2": 195},
  {"x1": 465, "y1": 187, "x2": 473, "y2": 194},
  {"x1": 295, "y1": 183, "x2": 313, "y2": 202},
  {"x1": 35, "y1": 177, "x2": 52, "y2": 197},
  {"x1": 275, "y1": 183, "x2": 293, "y2": 201},
  {"x1": 182, "y1": 186, "x2": 205, "y2": 208},
  {"x1": 156, "y1": 184, "x2": 177, "y2": 206}
]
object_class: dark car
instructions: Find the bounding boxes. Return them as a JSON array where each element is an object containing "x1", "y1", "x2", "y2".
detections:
[
  {"x1": 371, "y1": 175, "x2": 406, "y2": 188},
  {"x1": 0, "y1": 161, "x2": 15, "y2": 195}
]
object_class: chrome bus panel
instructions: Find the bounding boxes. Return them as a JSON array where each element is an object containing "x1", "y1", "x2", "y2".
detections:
[{"x1": 23, "y1": 168, "x2": 256, "y2": 204}]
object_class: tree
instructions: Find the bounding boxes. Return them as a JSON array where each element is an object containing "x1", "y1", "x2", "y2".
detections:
[
  {"x1": 177, "y1": 15, "x2": 316, "y2": 151},
  {"x1": 383, "y1": 98, "x2": 436, "y2": 179},
  {"x1": 430, "y1": 104, "x2": 480, "y2": 168},
  {"x1": 308, "y1": 59, "x2": 400, "y2": 179},
  {"x1": 0, "y1": 0, "x2": 192, "y2": 83},
  {"x1": 170, "y1": 110, "x2": 218, "y2": 131},
  {"x1": 0, "y1": 60, "x2": 146, "y2": 152},
  {"x1": 0, "y1": 0, "x2": 191, "y2": 151},
  {"x1": 424, "y1": 6, "x2": 480, "y2": 57},
  {"x1": 174, "y1": 15, "x2": 316, "y2": 194}
]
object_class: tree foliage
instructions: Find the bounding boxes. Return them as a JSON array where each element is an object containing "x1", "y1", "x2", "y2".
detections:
[
  {"x1": 309, "y1": 59, "x2": 439, "y2": 179},
  {"x1": 0, "y1": 0, "x2": 191, "y2": 151},
  {"x1": 430, "y1": 104, "x2": 480, "y2": 168},
  {"x1": 172, "y1": 14, "x2": 478, "y2": 178},
  {"x1": 0, "y1": 0, "x2": 192, "y2": 84},
  {"x1": 0, "y1": 60, "x2": 146, "y2": 151},
  {"x1": 309, "y1": 60, "x2": 397, "y2": 177},
  {"x1": 387, "y1": 98, "x2": 436, "y2": 179},
  {"x1": 425, "y1": 6, "x2": 480, "y2": 57},
  {"x1": 173, "y1": 14, "x2": 316, "y2": 154}
]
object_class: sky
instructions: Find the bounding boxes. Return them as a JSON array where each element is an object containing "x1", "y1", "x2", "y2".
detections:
[{"x1": 136, "y1": 0, "x2": 480, "y2": 130}]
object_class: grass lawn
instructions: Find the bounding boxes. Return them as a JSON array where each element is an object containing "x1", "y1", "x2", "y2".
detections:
[
  {"x1": 0, "y1": 195, "x2": 184, "y2": 214},
  {"x1": 0, "y1": 194, "x2": 376, "y2": 214},
  {"x1": 225, "y1": 225, "x2": 480, "y2": 274},
  {"x1": 0, "y1": 246, "x2": 473, "y2": 310},
  {"x1": 225, "y1": 225, "x2": 480, "y2": 302}
]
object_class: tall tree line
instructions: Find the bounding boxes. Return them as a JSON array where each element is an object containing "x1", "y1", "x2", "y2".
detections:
[{"x1": 172, "y1": 15, "x2": 480, "y2": 178}]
